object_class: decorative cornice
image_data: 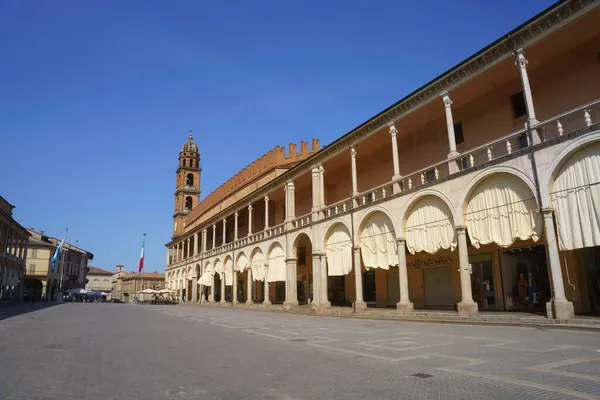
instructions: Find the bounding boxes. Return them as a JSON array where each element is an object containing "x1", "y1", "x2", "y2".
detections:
[{"x1": 171, "y1": 0, "x2": 597, "y2": 241}]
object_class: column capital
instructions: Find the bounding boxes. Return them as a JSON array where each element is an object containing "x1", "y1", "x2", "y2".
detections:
[
  {"x1": 248, "y1": 204, "x2": 253, "y2": 211},
  {"x1": 311, "y1": 166, "x2": 320, "y2": 175},
  {"x1": 350, "y1": 146, "x2": 357, "y2": 157},
  {"x1": 396, "y1": 237, "x2": 406, "y2": 245},
  {"x1": 541, "y1": 207, "x2": 555, "y2": 217},
  {"x1": 193, "y1": 233, "x2": 198, "y2": 238},
  {"x1": 388, "y1": 122, "x2": 398, "y2": 137},
  {"x1": 222, "y1": 218, "x2": 227, "y2": 225},
  {"x1": 441, "y1": 91, "x2": 452, "y2": 107},
  {"x1": 234, "y1": 211, "x2": 239, "y2": 218},
  {"x1": 318, "y1": 164, "x2": 324, "y2": 173},
  {"x1": 454, "y1": 225, "x2": 467, "y2": 234},
  {"x1": 264, "y1": 196, "x2": 269, "y2": 202},
  {"x1": 514, "y1": 48, "x2": 528, "y2": 68},
  {"x1": 286, "y1": 180, "x2": 295, "y2": 189}
]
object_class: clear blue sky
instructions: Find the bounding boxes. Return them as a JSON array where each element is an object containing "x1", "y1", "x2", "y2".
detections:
[{"x1": 0, "y1": 0, "x2": 555, "y2": 273}]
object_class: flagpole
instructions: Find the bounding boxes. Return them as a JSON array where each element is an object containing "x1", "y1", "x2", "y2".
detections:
[
  {"x1": 140, "y1": 232, "x2": 146, "y2": 304},
  {"x1": 59, "y1": 229, "x2": 69, "y2": 298}
]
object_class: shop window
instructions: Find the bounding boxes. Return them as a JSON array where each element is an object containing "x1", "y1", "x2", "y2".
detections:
[{"x1": 510, "y1": 91, "x2": 527, "y2": 119}]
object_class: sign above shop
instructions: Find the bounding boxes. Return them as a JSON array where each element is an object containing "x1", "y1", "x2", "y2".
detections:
[{"x1": 408, "y1": 257, "x2": 453, "y2": 269}]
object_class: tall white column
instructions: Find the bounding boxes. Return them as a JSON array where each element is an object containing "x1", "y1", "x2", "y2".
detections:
[
  {"x1": 455, "y1": 226, "x2": 478, "y2": 316},
  {"x1": 191, "y1": 276, "x2": 198, "y2": 303},
  {"x1": 388, "y1": 123, "x2": 401, "y2": 180},
  {"x1": 222, "y1": 218, "x2": 227, "y2": 244},
  {"x1": 353, "y1": 247, "x2": 367, "y2": 310},
  {"x1": 442, "y1": 92, "x2": 457, "y2": 156},
  {"x1": 350, "y1": 146, "x2": 358, "y2": 196},
  {"x1": 311, "y1": 167, "x2": 320, "y2": 213},
  {"x1": 202, "y1": 229, "x2": 207, "y2": 252},
  {"x1": 263, "y1": 265, "x2": 271, "y2": 306},
  {"x1": 264, "y1": 196, "x2": 269, "y2": 229},
  {"x1": 232, "y1": 269, "x2": 238, "y2": 305},
  {"x1": 319, "y1": 165, "x2": 325, "y2": 208},
  {"x1": 234, "y1": 212, "x2": 239, "y2": 241},
  {"x1": 220, "y1": 272, "x2": 226, "y2": 304},
  {"x1": 311, "y1": 254, "x2": 321, "y2": 310},
  {"x1": 285, "y1": 181, "x2": 295, "y2": 229},
  {"x1": 212, "y1": 224, "x2": 216, "y2": 249},
  {"x1": 246, "y1": 268, "x2": 253, "y2": 304},
  {"x1": 515, "y1": 48, "x2": 540, "y2": 143},
  {"x1": 396, "y1": 239, "x2": 413, "y2": 314},
  {"x1": 248, "y1": 205, "x2": 253, "y2": 235},
  {"x1": 319, "y1": 253, "x2": 330, "y2": 309},
  {"x1": 283, "y1": 258, "x2": 298, "y2": 310},
  {"x1": 542, "y1": 208, "x2": 575, "y2": 319},
  {"x1": 166, "y1": 248, "x2": 170, "y2": 266},
  {"x1": 193, "y1": 233, "x2": 198, "y2": 256},
  {"x1": 186, "y1": 238, "x2": 190, "y2": 259}
]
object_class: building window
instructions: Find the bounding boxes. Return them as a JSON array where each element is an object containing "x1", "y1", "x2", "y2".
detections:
[
  {"x1": 454, "y1": 121, "x2": 464, "y2": 145},
  {"x1": 510, "y1": 91, "x2": 527, "y2": 119},
  {"x1": 31, "y1": 249, "x2": 38, "y2": 258},
  {"x1": 182, "y1": 159, "x2": 187, "y2": 167}
]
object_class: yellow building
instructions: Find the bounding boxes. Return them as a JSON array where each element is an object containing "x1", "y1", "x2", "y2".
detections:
[
  {"x1": 85, "y1": 267, "x2": 113, "y2": 297},
  {"x1": 166, "y1": 0, "x2": 600, "y2": 320},
  {"x1": 25, "y1": 229, "x2": 94, "y2": 301},
  {"x1": 0, "y1": 196, "x2": 30, "y2": 301}
]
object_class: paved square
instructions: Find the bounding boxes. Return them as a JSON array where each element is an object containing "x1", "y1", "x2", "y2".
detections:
[{"x1": 1, "y1": 303, "x2": 599, "y2": 399}]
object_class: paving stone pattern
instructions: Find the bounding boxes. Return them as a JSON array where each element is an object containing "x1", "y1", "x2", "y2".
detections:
[{"x1": 0, "y1": 303, "x2": 599, "y2": 400}]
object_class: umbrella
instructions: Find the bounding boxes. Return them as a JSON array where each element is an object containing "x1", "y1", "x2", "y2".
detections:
[
  {"x1": 140, "y1": 288, "x2": 158, "y2": 294},
  {"x1": 66, "y1": 288, "x2": 88, "y2": 294},
  {"x1": 159, "y1": 289, "x2": 173, "y2": 294}
]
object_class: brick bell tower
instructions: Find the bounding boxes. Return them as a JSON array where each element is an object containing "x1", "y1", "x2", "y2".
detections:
[{"x1": 173, "y1": 130, "x2": 201, "y2": 237}]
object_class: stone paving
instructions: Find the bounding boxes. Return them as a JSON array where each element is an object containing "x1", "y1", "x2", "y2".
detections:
[{"x1": 0, "y1": 303, "x2": 599, "y2": 399}]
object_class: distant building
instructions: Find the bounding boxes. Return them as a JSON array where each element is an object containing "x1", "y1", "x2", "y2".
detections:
[
  {"x1": 0, "y1": 196, "x2": 30, "y2": 301},
  {"x1": 111, "y1": 267, "x2": 165, "y2": 302},
  {"x1": 25, "y1": 229, "x2": 93, "y2": 301},
  {"x1": 85, "y1": 266, "x2": 113, "y2": 297}
]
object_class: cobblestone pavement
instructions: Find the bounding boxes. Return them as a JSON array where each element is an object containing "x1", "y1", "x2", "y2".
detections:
[{"x1": 1, "y1": 303, "x2": 599, "y2": 400}]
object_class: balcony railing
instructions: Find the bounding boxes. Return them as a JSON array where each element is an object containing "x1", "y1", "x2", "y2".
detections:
[{"x1": 169, "y1": 99, "x2": 598, "y2": 265}]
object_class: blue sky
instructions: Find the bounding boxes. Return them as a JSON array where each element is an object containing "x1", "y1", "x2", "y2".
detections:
[{"x1": 0, "y1": 0, "x2": 555, "y2": 273}]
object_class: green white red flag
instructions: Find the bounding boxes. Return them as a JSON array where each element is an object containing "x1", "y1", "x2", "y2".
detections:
[{"x1": 138, "y1": 234, "x2": 145, "y2": 273}]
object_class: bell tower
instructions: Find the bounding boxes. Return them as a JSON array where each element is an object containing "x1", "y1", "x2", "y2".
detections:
[{"x1": 173, "y1": 130, "x2": 201, "y2": 236}]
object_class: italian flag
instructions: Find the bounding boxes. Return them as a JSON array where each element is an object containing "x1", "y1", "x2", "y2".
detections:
[{"x1": 138, "y1": 234, "x2": 145, "y2": 273}]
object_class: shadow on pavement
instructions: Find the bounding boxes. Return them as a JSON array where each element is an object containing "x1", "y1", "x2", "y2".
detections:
[{"x1": 0, "y1": 301, "x2": 65, "y2": 321}]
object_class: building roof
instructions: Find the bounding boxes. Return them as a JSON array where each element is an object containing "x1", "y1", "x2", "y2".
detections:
[
  {"x1": 88, "y1": 266, "x2": 113, "y2": 275},
  {"x1": 181, "y1": 131, "x2": 199, "y2": 153},
  {"x1": 121, "y1": 272, "x2": 165, "y2": 280}
]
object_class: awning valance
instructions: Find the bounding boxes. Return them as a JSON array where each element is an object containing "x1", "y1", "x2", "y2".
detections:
[
  {"x1": 267, "y1": 245, "x2": 286, "y2": 282},
  {"x1": 465, "y1": 174, "x2": 541, "y2": 248},
  {"x1": 224, "y1": 258, "x2": 234, "y2": 286},
  {"x1": 551, "y1": 142, "x2": 600, "y2": 250},
  {"x1": 359, "y1": 212, "x2": 398, "y2": 270},
  {"x1": 325, "y1": 225, "x2": 353, "y2": 276},
  {"x1": 198, "y1": 272, "x2": 213, "y2": 286},
  {"x1": 405, "y1": 196, "x2": 456, "y2": 254}
]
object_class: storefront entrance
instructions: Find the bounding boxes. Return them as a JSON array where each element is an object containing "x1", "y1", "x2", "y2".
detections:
[
  {"x1": 423, "y1": 267, "x2": 453, "y2": 308},
  {"x1": 499, "y1": 245, "x2": 550, "y2": 313},
  {"x1": 470, "y1": 254, "x2": 497, "y2": 311},
  {"x1": 363, "y1": 271, "x2": 376, "y2": 304},
  {"x1": 327, "y1": 276, "x2": 348, "y2": 306},
  {"x1": 577, "y1": 246, "x2": 600, "y2": 315}
]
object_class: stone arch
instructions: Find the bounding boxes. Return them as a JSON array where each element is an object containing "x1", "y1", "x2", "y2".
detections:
[
  {"x1": 399, "y1": 189, "x2": 458, "y2": 234},
  {"x1": 548, "y1": 138, "x2": 600, "y2": 250},
  {"x1": 318, "y1": 218, "x2": 352, "y2": 250},
  {"x1": 214, "y1": 258, "x2": 222, "y2": 277},
  {"x1": 235, "y1": 251, "x2": 249, "y2": 271},
  {"x1": 462, "y1": 170, "x2": 541, "y2": 249},
  {"x1": 358, "y1": 210, "x2": 398, "y2": 270},
  {"x1": 249, "y1": 247, "x2": 266, "y2": 281},
  {"x1": 401, "y1": 193, "x2": 457, "y2": 255},
  {"x1": 541, "y1": 131, "x2": 600, "y2": 208},
  {"x1": 324, "y1": 222, "x2": 353, "y2": 276},
  {"x1": 195, "y1": 263, "x2": 200, "y2": 277},
  {"x1": 290, "y1": 229, "x2": 311, "y2": 255},
  {"x1": 354, "y1": 205, "x2": 397, "y2": 240}
]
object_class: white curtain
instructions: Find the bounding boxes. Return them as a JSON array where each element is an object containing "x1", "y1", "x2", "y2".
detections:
[
  {"x1": 267, "y1": 245, "x2": 286, "y2": 282},
  {"x1": 325, "y1": 225, "x2": 353, "y2": 276},
  {"x1": 251, "y1": 251, "x2": 266, "y2": 281},
  {"x1": 359, "y1": 212, "x2": 398, "y2": 270},
  {"x1": 552, "y1": 142, "x2": 600, "y2": 250},
  {"x1": 405, "y1": 196, "x2": 456, "y2": 254},
  {"x1": 224, "y1": 258, "x2": 234, "y2": 286},
  {"x1": 465, "y1": 174, "x2": 541, "y2": 248},
  {"x1": 236, "y1": 253, "x2": 249, "y2": 272},
  {"x1": 198, "y1": 264, "x2": 213, "y2": 285}
]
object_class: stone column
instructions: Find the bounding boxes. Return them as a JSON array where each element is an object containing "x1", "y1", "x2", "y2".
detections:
[
  {"x1": 222, "y1": 218, "x2": 227, "y2": 244},
  {"x1": 515, "y1": 49, "x2": 539, "y2": 128},
  {"x1": 320, "y1": 253, "x2": 330, "y2": 309},
  {"x1": 263, "y1": 265, "x2": 271, "y2": 306},
  {"x1": 455, "y1": 226, "x2": 478, "y2": 316},
  {"x1": 232, "y1": 269, "x2": 238, "y2": 305},
  {"x1": 234, "y1": 212, "x2": 239, "y2": 241},
  {"x1": 542, "y1": 208, "x2": 575, "y2": 320},
  {"x1": 442, "y1": 91, "x2": 458, "y2": 157},
  {"x1": 353, "y1": 247, "x2": 367, "y2": 310},
  {"x1": 202, "y1": 229, "x2": 207, "y2": 252},
  {"x1": 246, "y1": 268, "x2": 253, "y2": 305},
  {"x1": 219, "y1": 273, "x2": 226, "y2": 304},
  {"x1": 191, "y1": 276, "x2": 198, "y2": 303},
  {"x1": 396, "y1": 239, "x2": 413, "y2": 314},
  {"x1": 311, "y1": 167, "x2": 320, "y2": 214},
  {"x1": 319, "y1": 165, "x2": 325, "y2": 208},
  {"x1": 389, "y1": 123, "x2": 401, "y2": 180},
  {"x1": 285, "y1": 181, "x2": 296, "y2": 229},
  {"x1": 212, "y1": 224, "x2": 216, "y2": 249},
  {"x1": 264, "y1": 196, "x2": 269, "y2": 229},
  {"x1": 311, "y1": 253, "x2": 321, "y2": 308},
  {"x1": 208, "y1": 277, "x2": 215, "y2": 303},
  {"x1": 166, "y1": 248, "x2": 170, "y2": 266},
  {"x1": 186, "y1": 238, "x2": 190, "y2": 259},
  {"x1": 194, "y1": 233, "x2": 199, "y2": 256},
  {"x1": 283, "y1": 258, "x2": 298, "y2": 310},
  {"x1": 350, "y1": 146, "x2": 358, "y2": 196},
  {"x1": 248, "y1": 205, "x2": 253, "y2": 235}
]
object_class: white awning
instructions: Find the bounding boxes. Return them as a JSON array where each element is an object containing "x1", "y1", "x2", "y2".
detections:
[
  {"x1": 405, "y1": 196, "x2": 456, "y2": 254},
  {"x1": 551, "y1": 142, "x2": 600, "y2": 250},
  {"x1": 325, "y1": 225, "x2": 352, "y2": 276},
  {"x1": 224, "y1": 258, "x2": 234, "y2": 286},
  {"x1": 251, "y1": 251, "x2": 266, "y2": 281},
  {"x1": 198, "y1": 272, "x2": 213, "y2": 286},
  {"x1": 465, "y1": 174, "x2": 541, "y2": 248},
  {"x1": 359, "y1": 212, "x2": 398, "y2": 270},
  {"x1": 236, "y1": 253, "x2": 249, "y2": 271},
  {"x1": 267, "y1": 245, "x2": 286, "y2": 282}
]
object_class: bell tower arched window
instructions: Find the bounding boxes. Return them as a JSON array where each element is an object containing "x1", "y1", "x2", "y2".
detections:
[
  {"x1": 182, "y1": 159, "x2": 187, "y2": 167},
  {"x1": 185, "y1": 196, "x2": 193, "y2": 212},
  {"x1": 186, "y1": 173, "x2": 194, "y2": 187}
]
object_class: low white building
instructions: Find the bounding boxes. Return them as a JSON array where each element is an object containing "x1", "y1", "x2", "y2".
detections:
[{"x1": 85, "y1": 267, "x2": 113, "y2": 298}]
